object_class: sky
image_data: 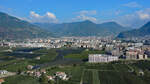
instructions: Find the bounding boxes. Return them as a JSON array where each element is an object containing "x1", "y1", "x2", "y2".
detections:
[{"x1": 0, "y1": 0, "x2": 150, "y2": 28}]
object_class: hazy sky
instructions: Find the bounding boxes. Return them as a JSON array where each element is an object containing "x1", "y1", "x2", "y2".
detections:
[{"x1": 0, "y1": 0, "x2": 150, "y2": 28}]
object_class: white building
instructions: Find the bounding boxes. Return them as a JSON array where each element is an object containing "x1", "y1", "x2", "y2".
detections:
[
  {"x1": 0, "y1": 70, "x2": 8, "y2": 75},
  {"x1": 88, "y1": 54, "x2": 118, "y2": 63},
  {"x1": 55, "y1": 72, "x2": 68, "y2": 80}
]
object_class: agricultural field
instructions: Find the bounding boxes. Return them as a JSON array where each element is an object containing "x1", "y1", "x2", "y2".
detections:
[
  {"x1": 42, "y1": 60, "x2": 150, "y2": 84},
  {"x1": 64, "y1": 49, "x2": 105, "y2": 60},
  {"x1": 1, "y1": 47, "x2": 150, "y2": 84},
  {"x1": 85, "y1": 63, "x2": 115, "y2": 70},
  {"x1": 46, "y1": 65, "x2": 84, "y2": 84},
  {"x1": 83, "y1": 70, "x2": 93, "y2": 84},
  {"x1": 113, "y1": 64, "x2": 131, "y2": 71},
  {"x1": 2, "y1": 60, "x2": 150, "y2": 84},
  {"x1": 98, "y1": 71, "x2": 146, "y2": 84},
  {"x1": 3, "y1": 75, "x2": 40, "y2": 84},
  {"x1": 0, "y1": 47, "x2": 58, "y2": 71}
]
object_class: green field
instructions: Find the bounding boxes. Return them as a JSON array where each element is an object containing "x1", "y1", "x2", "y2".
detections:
[
  {"x1": 113, "y1": 64, "x2": 131, "y2": 71},
  {"x1": 0, "y1": 47, "x2": 58, "y2": 71},
  {"x1": 93, "y1": 70, "x2": 100, "y2": 84},
  {"x1": 85, "y1": 63, "x2": 115, "y2": 70},
  {"x1": 64, "y1": 49, "x2": 105, "y2": 60},
  {"x1": 3, "y1": 75, "x2": 40, "y2": 84},
  {"x1": 1, "y1": 47, "x2": 150, "y2": 84},
  {"x1": 2, "y1": 61, "x2": 150, "y2": 84},
  {"x1": 83, "y1": 70, "x2": 93, "y2": 84}
]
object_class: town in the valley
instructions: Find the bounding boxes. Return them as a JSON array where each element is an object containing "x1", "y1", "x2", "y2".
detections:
[{"x1": 1, "y1": 37, "x2": 150, "y2": 84}]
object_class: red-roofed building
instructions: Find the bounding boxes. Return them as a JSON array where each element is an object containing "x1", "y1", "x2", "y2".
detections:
[
  {"x1": 0, "y1": 79, "x2": 4, "y2": 84},
  {"x1": 126, "y1": 49, "x2": 147, "y2": 60}
]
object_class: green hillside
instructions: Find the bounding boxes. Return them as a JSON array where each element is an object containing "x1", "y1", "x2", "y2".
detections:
[
  {"x1": 35, "y1": 20, "x2": 130, "y2": 37},
  {"x1": 117, "y1": 21, "x2": 150, "y2": 38},
  {"x1": 0, "y1": 12, "x2": 52, "y2": 39}
]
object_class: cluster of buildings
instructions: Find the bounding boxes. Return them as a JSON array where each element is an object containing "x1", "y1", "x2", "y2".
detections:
[
  {"x1": 26, "y1": 69, "x2": 46, "y2": 77},
  {"x1": 50, "y1": 72, "x2": 69, "y2": 81},
  {"x1": 0, "y1": 70, "x2": 12, "y2": 84},
  {"x1": 1, "y1": 37, "x2": 150, "y2": 61},
  {"x1": 0, "y1": 38, "x2": 67, "y2": 48},
  {"x1": 0, "y1": 37, "x2": 112, "y2": 48},
  {"x1": 26, "y1": 65, "x2": 69, "y2": 81},
  {"x1": 0, "y1": 70, "x2": 8, "y2": 75},
  {"x1": 26, "y1": 69, "x2": 69, "y2": 81},
  {"x1": 126, "y1": 48, "x2": 147, "y2": 60},
  {"x1": 88, "y1": 43, "x2": 149, "y2": 63}
]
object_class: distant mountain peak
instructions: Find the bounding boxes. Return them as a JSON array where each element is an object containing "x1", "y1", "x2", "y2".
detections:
[
  {"x1": 146, "y1": 21, "x2": 150, "y2": 24},
  {"x1": 35, "y1": 20, "x2": 130, "y2": 37},
  {"x1": 82, "y1": 20, "x2": 94, "y2": 23},
  {"x1": 0, "y1": 11, "x2": 52, "y2": 39},
  {"x1": 0, "y1": 12, "x2": 7, "y2": 15},
  {"x1": 117, "y1": 21, "x2": 150, "y2": 38},
  {"x1": 102, "y1": 21, "x2": 119, "y2": 25},
  {"x1": 142, "y1": 21, "x2": 150, "y2": 27}
]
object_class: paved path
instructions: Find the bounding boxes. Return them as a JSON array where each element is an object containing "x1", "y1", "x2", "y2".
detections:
[{"x1": 80, "y1": 69, "x2": 85, "y2": 84}]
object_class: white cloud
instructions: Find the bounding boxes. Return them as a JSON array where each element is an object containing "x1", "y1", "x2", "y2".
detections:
[
  {"x1": 115, "y1": 10, "x2": 122, "y2": 15},
  {"x1": 29, "y1": 11, "x2": 58, "y2": 23},
  {"x1": 139, "y1": 14, "x2": 150, "y2": 20},
  {"x1": 72, "y1": 10, "x2": 97, "y2": 22},
  {"x1": 73, "y1": 15, "x2": 97, "y2": 22},
  {"x1": 136, "y1": 9, "x2": 150, "y2": 20},
  {"x1": 30, "y1": 11, "x2": 41, "y2": 18},
  {"x1": 115, "y1": 8, "x2": 150, "y2": 28},
  {"x1": 123, "y1": 2, "x2": 142, "y2": 8},
  {"x1": 46, "y1": 12, "x2": 56, "y2": 19},
  {"x1": 77, "y1": 10, "x2": 97, "y2": 15}
]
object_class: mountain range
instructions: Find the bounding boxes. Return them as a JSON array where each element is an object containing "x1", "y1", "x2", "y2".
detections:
[
  {"x1": 117, "y1": 21, "x2": 150, "y2": 38},
  {"x1": 0, "y1": 12, "x2": 132, "y2": 39},
  {"x1": 35, "y1": 20, "x2": 130, "y2": 37},
  {"x1": 0, "y1": 12, "x2": 52, "y2": 39}
]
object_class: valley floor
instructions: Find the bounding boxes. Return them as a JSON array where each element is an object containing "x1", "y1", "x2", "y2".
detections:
[{"x1": 0, "y1": 47, "x2": 150, "y2": 84}]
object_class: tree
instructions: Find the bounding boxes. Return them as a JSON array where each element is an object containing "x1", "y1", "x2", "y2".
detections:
[
  {"x1": 143, "y1": 70, "x2": 150, "y2": 83},
  {"x1": 49, "y1": 80, "x2": 55, "y2": 84},
  {"x1": 55, "y1": 76, "x2": 61, "y2": 84},
  {"x1": 39, "y1": 73, "x2": 48, "y2": 84},
  {"x1": 17, "y1": 69, "x2": 22, "y2": 75}
]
